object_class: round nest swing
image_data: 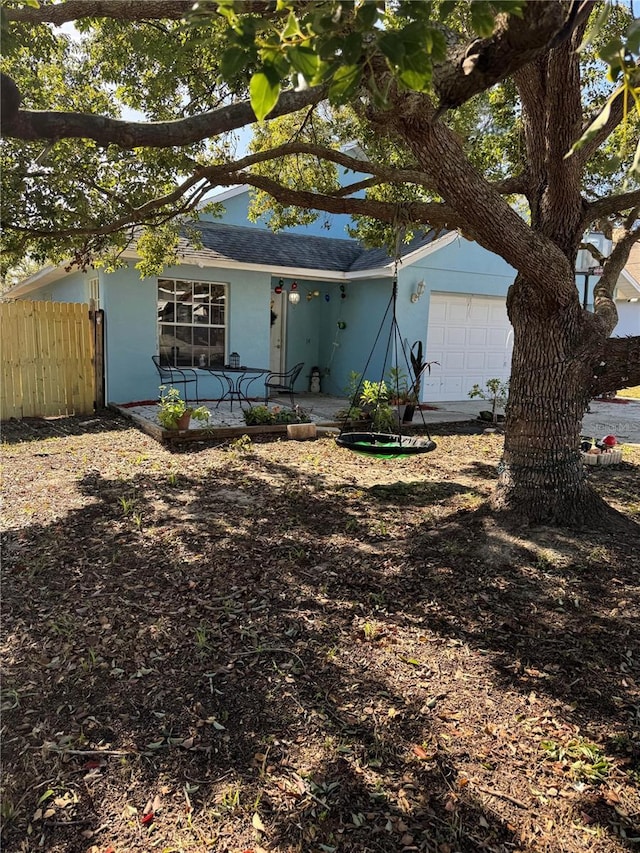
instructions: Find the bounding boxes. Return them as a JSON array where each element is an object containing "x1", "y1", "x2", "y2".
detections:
[
  {"x1": 336, "y1": 431, "x2": 437, "y2": 460},
  {"x1": 335, "y1": 223, "x2": 439, "y2": 461}
]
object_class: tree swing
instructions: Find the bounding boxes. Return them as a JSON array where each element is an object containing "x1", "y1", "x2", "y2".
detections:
[{"x1": 336, "y1": 232, "x2": 437, "y2": 460}]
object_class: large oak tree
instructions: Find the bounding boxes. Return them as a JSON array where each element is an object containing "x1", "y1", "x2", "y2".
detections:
[{"x1": 1, "y1": 0, "x2": 639, "y2": 527}]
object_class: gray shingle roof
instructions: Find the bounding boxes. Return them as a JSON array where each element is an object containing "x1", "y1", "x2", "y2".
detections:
[{"x1": 178, "y1": 221, "x2": 441, "y2": 273}]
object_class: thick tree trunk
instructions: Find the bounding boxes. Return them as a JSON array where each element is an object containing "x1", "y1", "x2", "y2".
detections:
[{"x1": 493, "y1": 277, "x2": 616, "y2": 527}]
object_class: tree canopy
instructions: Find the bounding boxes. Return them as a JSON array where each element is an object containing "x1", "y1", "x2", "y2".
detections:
[{"x1": 1, "y1": 1, "x2": 638, "y2": 273}]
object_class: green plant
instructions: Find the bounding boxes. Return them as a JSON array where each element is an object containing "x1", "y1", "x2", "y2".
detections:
[
  {"x1": 229, "y1": 434, "x2": 253, "y2": 454},
  {"x1": 157, "y1": 386, "x2": 210, "y2": 430},
  {"x1": 339, "y1": 370, "x2": 365, "y2": 421},
  {"x1": 385, "y1": 366, "x2": 414, "y2": 404},
  {"x1": 360, "y1": 380, "x2": 396, "y2": 433},
  {"x1": 362, "y1": 621, "x2": 381, "y2": 642},
  {"x1": 243, "y1": 404, "x2": 311, "y2": 426},
  {"x1": 540, "y1": 738, "x2": 611, "y2": 783},
  {"x1": 468, "y1": 378, "x2": 509, "y2": 423},
  {"x1": 118, "y1": 495, "x2": 136, "y2": 515},
  {"x1": 219, "y1": 785, "x2": 241, "y2": 813},
  {"x1": 194, "y1": 623, "x2": 212, "y2": 652},
  {"x1": 410, "y1": 341, "x2": 438, "y2": 400}
]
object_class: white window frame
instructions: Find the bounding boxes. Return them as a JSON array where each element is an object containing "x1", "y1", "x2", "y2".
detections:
[
  {"x1": 157, "y1": 277, "x2": 228, "y2": 368},
  {"x1": 89, "y1": 277, "x2": 100, "y2": 310}
]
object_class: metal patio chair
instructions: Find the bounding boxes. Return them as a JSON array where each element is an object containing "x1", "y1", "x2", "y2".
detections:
[
  {"x1": 152, "y1": 355, "x2": 200, "y2": 403},
  {"x1": 264, "y1": 362, "x2": 304, "y2": 409}
]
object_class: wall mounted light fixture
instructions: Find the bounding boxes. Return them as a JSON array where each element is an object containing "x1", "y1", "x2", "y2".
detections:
[{"x1": 410, "y1": 279, "x2": 426, "y2": 304}]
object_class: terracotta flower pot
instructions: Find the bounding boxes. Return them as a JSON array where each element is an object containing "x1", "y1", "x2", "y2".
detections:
[{"x1": 175, "y1": 411, "x2": 191, "y2": 430}]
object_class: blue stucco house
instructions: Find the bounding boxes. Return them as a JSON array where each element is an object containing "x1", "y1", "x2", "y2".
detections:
[
  {"x1": 6, "y1": 183, "x2": 635, "y2": 405},
  {"x1": 6, "y1": 205, "x2": 516, "y2": 404}
]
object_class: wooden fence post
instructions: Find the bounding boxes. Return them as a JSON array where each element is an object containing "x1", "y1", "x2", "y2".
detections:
[{"x1": 92, "y1": 308, "x2": 105, "y2": 410}]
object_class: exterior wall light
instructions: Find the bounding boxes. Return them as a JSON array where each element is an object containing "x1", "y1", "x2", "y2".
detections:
[{"x1": 411, "y1": 279, "x2": 426, "y2": 303}]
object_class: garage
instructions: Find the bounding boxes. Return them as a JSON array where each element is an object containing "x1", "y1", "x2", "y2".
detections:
[{"x1": 422, "y1": 293, "x2": 513, "y2": 402}]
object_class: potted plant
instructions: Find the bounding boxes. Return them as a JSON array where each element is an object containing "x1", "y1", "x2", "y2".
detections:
[
  {"x1": 468, "y1": 378, "x2": 509, "y2": 424},
  {"x1": 157, "y1": 386, "x2": 210, "y2": 430},
  {"x1": 386, "y1": 366, "x2": 416, "y2": 422}
]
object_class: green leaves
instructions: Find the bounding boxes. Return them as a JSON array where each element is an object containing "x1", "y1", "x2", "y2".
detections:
[
  {"x1": 378, "y1": 22, "x2": 447, "y2": 94},
  {"x1": 327, "y1": 63, "x2": 361, "y2": 103},
  {"x1": 220, "y1": 45, "x2": 248, "y2": 79},
  {"x1": 250, "y1": 66, "x2": 281, "y2": 121},
  {"x1": 471, "y1": 2, "x2": 498, "y2": 38},
  {"x1": 287, "y1": 45, "x2": 319, "y2": 79}
]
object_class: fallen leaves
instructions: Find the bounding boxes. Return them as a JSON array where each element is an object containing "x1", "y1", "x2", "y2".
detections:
[{"x1": 2, "y1": 420, "x2": 640, "y2": 853}]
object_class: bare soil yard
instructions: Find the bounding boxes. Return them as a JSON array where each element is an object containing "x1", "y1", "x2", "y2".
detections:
[{"x1": 1, "y1": 412, "x2": 639, "y2": 853}]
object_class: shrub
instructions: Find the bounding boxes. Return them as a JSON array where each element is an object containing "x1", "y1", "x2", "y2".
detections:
[{"x1": 243, "y1": 405, "x2": 311, "y2": 426}]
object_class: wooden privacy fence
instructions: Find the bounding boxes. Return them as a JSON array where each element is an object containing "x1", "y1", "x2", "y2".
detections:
[{"x1": 0, "y1": 301, "x2": 103, "y2": 420}]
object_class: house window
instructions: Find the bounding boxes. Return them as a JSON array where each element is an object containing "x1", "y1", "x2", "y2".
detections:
[
  {"x1": 89, "y1": 277, "x2": 100, "y2": 310},
  {"x1": 157, "y1": 278, "x2": 227, "y2": 367}
]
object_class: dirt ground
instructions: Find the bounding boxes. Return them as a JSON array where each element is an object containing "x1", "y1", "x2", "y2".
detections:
[{"x1": 1, "y1": 411, "x2": 639, "y2": 853}]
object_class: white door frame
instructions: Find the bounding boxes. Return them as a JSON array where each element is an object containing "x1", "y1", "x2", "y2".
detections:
[{"x1": 270, "y1": 291, "x2": 287, "y2": 374}]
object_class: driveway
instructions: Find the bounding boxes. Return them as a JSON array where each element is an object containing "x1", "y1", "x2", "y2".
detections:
[
  {"x1": 295, "y1": 395, "x2": 640, "y2": 444},
  {"x1": 422, "y1": 397, "x2": 640, "y2": 444}
]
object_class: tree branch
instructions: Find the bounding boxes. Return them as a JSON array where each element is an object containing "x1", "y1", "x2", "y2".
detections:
[
  {"x1": 434, "y1": 1, "x2": 595, "y2": 112},
  {"x1": 1, "y1": 83, "x2": 328, "y2": 147},
  {"x1": 542, "y1": 29, "x2": 586, "y2": 243},
  {"x1": 591, "y1": 222, "x2": 640, "y2": 335},
  {"x1": 572, "y1": 79, "x2": 638, "y2": 169},
  {"x1": 513, "y1": 60, "x2": 547, "y2": 215},
  {"x1": 590, "y1": 335, "x2": 640, "y2": 396},
  {"x1": 4, "y1": 0, "x2": 281, "y2": 24},
  {"x1": 247, "y1": 140, "x2": 527, "y2": 196},
  {"x1": 216, "y1": 172, "x2": 462, "y2": 231},
  {"x1": 3, "y1": 141, "x2": 465, "y2": 241},
  {"x1": 2, "y1": 172, "x2": 209, "y2": 239},
  {"x1": 584, "y1": 190, "x2": 640, "y2": 223},
  {"x1": 379, "y1": 89, "x2": 574, "y2": 295}
]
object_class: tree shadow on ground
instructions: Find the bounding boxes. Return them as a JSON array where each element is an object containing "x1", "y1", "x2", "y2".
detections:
[
  {"x1": 2, "y1": 441, "x2": 639, "y2": 851},
  {"x1": 0, "y1": 409, "x2": 131, "y2": 444}
]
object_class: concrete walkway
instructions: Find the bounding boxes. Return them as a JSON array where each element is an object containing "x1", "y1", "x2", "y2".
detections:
[{"x1": 119, "y1": 394, "x2": 640, "y2": 444}]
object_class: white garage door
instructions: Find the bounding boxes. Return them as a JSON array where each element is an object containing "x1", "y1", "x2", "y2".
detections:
[{"x1": 422, "y1": 293, "x2": 513, "y2": 402}]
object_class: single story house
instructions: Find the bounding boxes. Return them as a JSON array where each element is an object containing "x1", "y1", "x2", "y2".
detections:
[{"x1": 5, "y1": 185, "x2": 637, "y2": 405}]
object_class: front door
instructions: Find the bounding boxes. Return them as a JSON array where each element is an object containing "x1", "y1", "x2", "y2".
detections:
[{"x1": 270, "y1": 291, "x2": 287, "y2": 374}]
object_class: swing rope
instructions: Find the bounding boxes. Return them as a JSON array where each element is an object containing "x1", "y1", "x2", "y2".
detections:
[{"x1": 336, "y1": 221, "x2": 437, "y2": 458}]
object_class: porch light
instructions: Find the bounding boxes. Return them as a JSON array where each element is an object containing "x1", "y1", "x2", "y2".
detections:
[{"x1": 411, "y1": 279, "x2": 426, "y2": 303}]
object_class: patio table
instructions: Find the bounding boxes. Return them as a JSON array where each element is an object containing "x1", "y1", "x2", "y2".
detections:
[{"x1": 204, "y1": 365, "x2": 268, "y2": 411}]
